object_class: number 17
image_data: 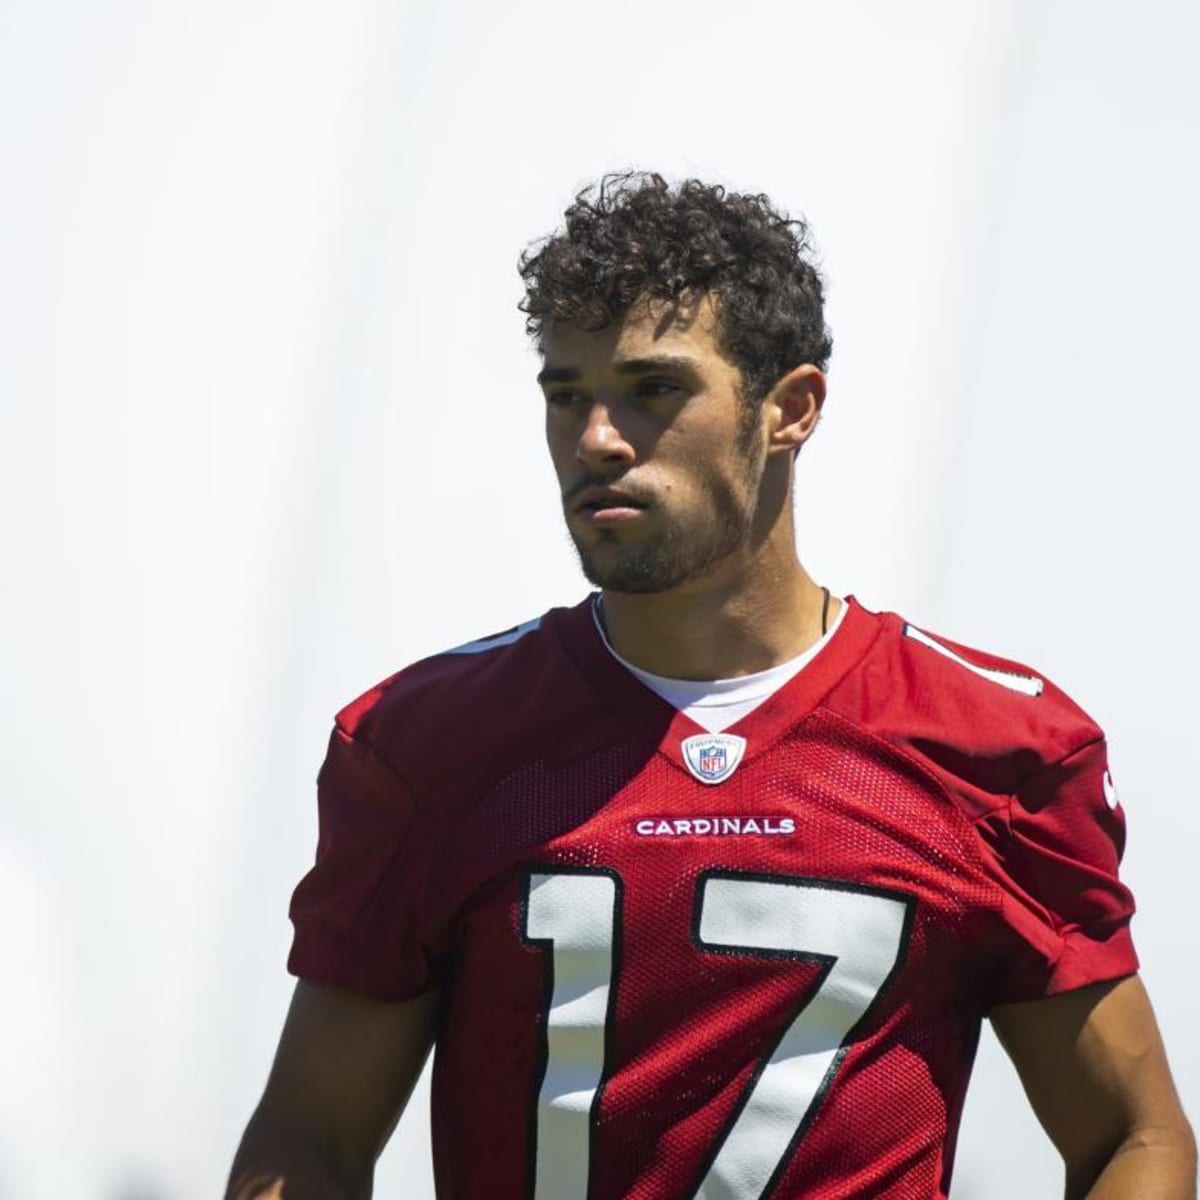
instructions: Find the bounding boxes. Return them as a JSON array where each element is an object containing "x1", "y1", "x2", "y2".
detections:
[{"x1": 521, "y1": 868, "x2": 914, "y2": 1200}]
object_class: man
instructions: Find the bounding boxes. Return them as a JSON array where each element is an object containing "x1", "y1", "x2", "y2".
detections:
[{"x1": 227, "y1": 174, "x2": 1195, "y2": 1199}]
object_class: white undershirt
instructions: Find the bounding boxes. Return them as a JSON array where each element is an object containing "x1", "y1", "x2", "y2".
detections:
[{"x1": 592, "y1": 596, "x2": 848, "y2": 733}]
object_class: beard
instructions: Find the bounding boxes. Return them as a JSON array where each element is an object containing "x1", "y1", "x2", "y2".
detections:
[{"x1": 568, "y1": 465, "x2": 759, "y2": 594}]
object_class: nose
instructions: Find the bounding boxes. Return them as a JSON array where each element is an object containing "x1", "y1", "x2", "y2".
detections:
[{"x1": 577, "y1": 401, "x2": 635, "y2": 468}]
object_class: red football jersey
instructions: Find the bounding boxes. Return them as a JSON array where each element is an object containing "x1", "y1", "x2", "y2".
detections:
[{"x1": 288, "y1": 596, "x2": 1136, "y2": 1199}]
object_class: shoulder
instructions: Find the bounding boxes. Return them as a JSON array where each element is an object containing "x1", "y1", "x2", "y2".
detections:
[
  {"x1": 826, "y1": 602, "x2": 1134, "y2": 1002},
  {"x1": 329, "y1": 600, "x2": 602, "y2": 795},
  {"x1": 334, "y1": 611, "x2": 551, "y2": 739},
  {"x1": 828, "y1": 600, "x2": 1105, "y2": 806}
]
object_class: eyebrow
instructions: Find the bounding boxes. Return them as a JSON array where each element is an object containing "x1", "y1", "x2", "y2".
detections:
[{"x1": 536, "y1": 354, "x2": 703, "y2": 386}]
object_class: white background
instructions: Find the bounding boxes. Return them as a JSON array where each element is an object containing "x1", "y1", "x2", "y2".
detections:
[{"x1": 1, "y1": 1, "x2": 1197, "y2": 1197}]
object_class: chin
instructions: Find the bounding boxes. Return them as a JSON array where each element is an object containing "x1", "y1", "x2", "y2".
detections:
[{"x1": 578, "y1": 550, "x2": 693, "y2": 595}]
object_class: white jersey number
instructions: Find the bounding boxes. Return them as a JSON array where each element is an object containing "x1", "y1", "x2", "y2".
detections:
[
  {"x1": 521, "y1": 870, "x2": 621, "y2": 1199},
  {"x1": 520, "y1": 868, "x2": 912, "y2": 1200}
]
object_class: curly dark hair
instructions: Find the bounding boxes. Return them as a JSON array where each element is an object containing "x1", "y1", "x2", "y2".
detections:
[{"x1": 518, "y1": 172, "x2": 832, "y2": 406}]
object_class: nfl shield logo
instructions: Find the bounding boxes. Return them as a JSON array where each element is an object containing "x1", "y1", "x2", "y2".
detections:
[
  {"x1": 698, "y1": 745, "x2": 727, "y2": 778},
  {"x1": 681, "y1": 732, "x2": 747, "y2": 785}
]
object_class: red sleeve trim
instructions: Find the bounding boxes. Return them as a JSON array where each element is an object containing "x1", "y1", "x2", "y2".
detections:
[
  {"x1": 288, "y1": 920, "x2": 438, "y2": 1003},
  {"x1": 1044, "y1": 922, "x2": 1139, "y2": 997}
]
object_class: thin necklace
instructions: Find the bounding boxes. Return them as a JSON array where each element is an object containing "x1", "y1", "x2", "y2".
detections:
[{"x1": 599, "y1": 588, "x2": 833, "y2": 638}]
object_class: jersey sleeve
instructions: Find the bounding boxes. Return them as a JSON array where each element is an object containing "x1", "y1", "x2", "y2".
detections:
[
  {"x1": 982, "y1": 735, "x2": 1137, "y2": 1007},
  {"x1": 287, "y1": 722, "x2": 444, "y2": 1001}
]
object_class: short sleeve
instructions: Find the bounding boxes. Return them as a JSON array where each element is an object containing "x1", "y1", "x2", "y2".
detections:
[
  {"x1": 984, "y1": 736, "x2": 1138, "y2": 1006},
  {"x1": 287, "y1": 724, "x2": 443, "y2": 1001}
]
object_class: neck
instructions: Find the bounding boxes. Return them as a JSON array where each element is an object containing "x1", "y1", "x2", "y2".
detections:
[{"x1": 598, "y1": 531, "x2": 837, "y2": 680}]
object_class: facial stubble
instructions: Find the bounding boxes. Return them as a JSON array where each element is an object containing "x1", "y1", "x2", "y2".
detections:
[{"x1": 569, "y1": 425, "x2": 765, "y2": 595}]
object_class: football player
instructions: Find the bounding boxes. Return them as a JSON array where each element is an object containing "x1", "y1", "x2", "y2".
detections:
[{"x1": 227, "y1": 174, "x2": 1195, "y2": 1199}]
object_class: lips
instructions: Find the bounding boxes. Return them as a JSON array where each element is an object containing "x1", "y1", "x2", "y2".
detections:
[{"x1": 571, "y1": 487, "x2": 649, "y2": 514}]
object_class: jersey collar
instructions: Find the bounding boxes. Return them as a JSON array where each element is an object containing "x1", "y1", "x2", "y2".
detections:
[{"x1": 550, "y1": 594, "x2": 885, "y2": 779}]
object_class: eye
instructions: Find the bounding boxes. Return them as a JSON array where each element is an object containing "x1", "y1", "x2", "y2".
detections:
[
  {"x1": 545, "y1": 389, "x2": 585, "y2": 409},
  {"x1": 635, "y1": 377, "x2": 684, "y2": 399}
]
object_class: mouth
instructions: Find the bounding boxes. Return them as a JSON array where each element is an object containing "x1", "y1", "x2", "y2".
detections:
[{"x1": 570, "y1": 487, "x2": 650, "y2": 523}]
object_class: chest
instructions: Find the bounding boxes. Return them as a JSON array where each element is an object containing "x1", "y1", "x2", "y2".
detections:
[{"x1": 427, "y1": 730, "x2": 992, "y2": 1198}]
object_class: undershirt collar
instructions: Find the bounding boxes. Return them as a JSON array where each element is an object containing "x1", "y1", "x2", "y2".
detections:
[{"x1": 590, "y1": 595, "x2": 848, "y2": 733}]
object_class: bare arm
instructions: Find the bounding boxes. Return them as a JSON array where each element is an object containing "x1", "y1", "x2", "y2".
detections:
[
  {"x1": 225, "y1": 980, "x2": 440, "y2": 1200},
  {"x1": 992, "y1": 974, "x2": 1196, "y2": 1200}
]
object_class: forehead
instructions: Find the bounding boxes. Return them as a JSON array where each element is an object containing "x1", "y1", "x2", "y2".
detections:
[{"x1": 540, "y1": 294, "x2": 739, "y2": 378}]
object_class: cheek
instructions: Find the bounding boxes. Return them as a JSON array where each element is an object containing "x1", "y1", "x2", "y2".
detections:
[
  {"x1": 661, "y1": 429, "x2": 743, "y2": 492},
  {"x1": 676, "y1": 456, "x2": 756, "y2": 521},
  {"x1": 544, "y1": 423, "x2": 576, "y2": 476}
]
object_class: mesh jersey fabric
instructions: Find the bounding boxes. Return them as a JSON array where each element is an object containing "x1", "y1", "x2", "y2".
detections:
[{"x1": 288, "y1": 595, "x2": 1136, "y2": 1200}]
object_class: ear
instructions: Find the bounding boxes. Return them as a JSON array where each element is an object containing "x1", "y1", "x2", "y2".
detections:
[{"x1": 764, "y1": 365, "x2": 826, "y2": 456}]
